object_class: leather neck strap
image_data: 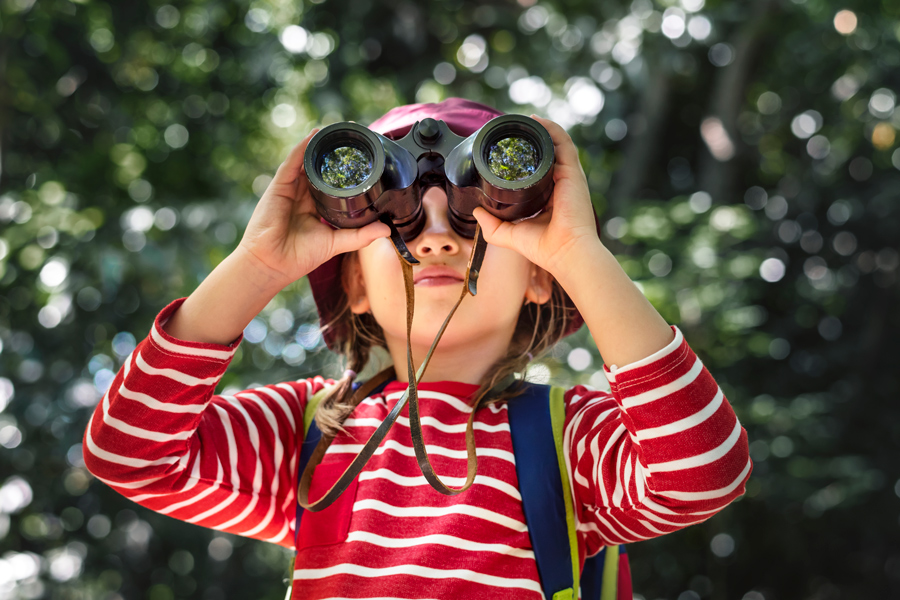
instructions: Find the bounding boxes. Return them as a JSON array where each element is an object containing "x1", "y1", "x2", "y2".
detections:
[{"x1": 298, "y1": 223, "x2": 514, "y2": 511}]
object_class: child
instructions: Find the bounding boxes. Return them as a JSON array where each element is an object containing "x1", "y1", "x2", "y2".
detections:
[{"x1": 84, "y1": 97, "x2": 752, "y2": 599}]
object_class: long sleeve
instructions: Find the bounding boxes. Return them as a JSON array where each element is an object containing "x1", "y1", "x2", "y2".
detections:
[
  {"x1": 83, "y1": 297, "x2": 327, "y2": 549},
  {"x1": 563, "y1": 326, "x2": 752, "y2": 556}
]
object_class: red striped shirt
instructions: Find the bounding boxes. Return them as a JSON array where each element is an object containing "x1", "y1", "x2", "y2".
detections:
[{"x1": 83, "y1": 298, "x2": 751, "y2": 599}]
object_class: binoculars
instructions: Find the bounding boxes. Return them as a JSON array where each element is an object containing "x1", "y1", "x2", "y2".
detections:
[{"x1": 302, "y1": 114, "x2": 555, "y2": 242}]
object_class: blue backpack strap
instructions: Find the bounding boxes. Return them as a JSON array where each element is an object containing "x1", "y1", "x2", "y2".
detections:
[
  {"x1": 509, "y1": 382, "x2": 628, "y2": 600},
  {"x1": 295, "y1": 379, "x2": 392, "y2": 548},
  {"x1": 508, "y1": 381, "x2": 577, "y2": 599}
]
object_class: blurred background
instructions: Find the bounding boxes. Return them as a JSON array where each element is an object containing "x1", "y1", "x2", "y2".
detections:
[{"x1": 1, "y1": 0, "x2": 899, "y2": 598}]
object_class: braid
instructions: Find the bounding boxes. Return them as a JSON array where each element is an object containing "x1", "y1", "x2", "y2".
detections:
[{"x1": 315, "y1": 307, "x2": 385, "y2": 439}]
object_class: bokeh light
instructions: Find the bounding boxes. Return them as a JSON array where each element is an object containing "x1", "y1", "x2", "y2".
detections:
[{"x1": 833, "y1": 10, "x2": 857, "y2": 35}]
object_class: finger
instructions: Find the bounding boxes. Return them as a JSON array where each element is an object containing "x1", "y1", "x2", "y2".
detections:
[
  {"x1": 473, "y1": 206, "x2": 519, "y2": 250},
  {"x1": 530, "y1": 115, "x2": 582, "y2": 172},
  {"x1": 272, "y1": 127, "x2": 320, "y2": 185},
  {"x1": 330, "y1": 220, "x2": 391, "y2": 256}
]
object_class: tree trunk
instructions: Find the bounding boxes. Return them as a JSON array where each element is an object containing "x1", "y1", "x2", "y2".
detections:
[
  {"x1": 608, "y1": 56, "x2": 672, "y2": 214},
  {"x1": 697, "y1": 0, "x2": 779, "y2": 204}
]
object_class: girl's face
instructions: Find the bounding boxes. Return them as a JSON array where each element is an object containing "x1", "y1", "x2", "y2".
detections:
[{"x1": 343, "y1": 186, "x2": 553, "y2": 358}]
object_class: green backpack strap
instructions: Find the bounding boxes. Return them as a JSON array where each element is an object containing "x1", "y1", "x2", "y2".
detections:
[
  {"x1": 303, "y1": 385, "x2": 334, "y2": 437},
  {"x1": 601, "y1": 546, "x2": 620, "y2": 600},
  {"x1": 549, "y1": 386, "x2": 619, "y2": 600}
]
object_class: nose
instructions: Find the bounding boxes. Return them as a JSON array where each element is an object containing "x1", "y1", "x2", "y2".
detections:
[{"x1": 413, "y1": 188, "x2": 461, "y2": 258}]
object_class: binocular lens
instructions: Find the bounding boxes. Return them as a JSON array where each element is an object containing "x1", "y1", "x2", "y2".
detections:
[
  {"x1": 320, "y1": 146, "x2": 373, "y2": 189},
  {"x1": 486, "y1": 136, "x2": 539, "y2": 182}
]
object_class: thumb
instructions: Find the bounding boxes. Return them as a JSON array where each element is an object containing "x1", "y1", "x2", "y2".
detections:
[
  {"x1": 330, "y1": 220, "x2": 391, "y2": 256},
  {"x1": 273, "y1": 128, "x2": 320, "y2": 186},
  {"x1": 473, "y1": 207, "x2": 513, "y2": 249}
]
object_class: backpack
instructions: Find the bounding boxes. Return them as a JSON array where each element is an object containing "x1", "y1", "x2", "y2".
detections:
[{"x1": 294, "y1": 379, "x2": 632, "y2": 600}]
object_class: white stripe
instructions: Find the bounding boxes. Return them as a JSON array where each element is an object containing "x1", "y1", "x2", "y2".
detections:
[
  {"x1": 345, "y1": 530, "x2": 534, "y2": 560},
  {"x1": 85, "y1": 414, "x2": 180, "y2": 469},
  {"x1": 632, "y1": 507, "x2": 689, "y2": 528},
  {"x1": 327, "y1": 439, "x2": 514, "y2": 464},
  {"x1": 576, "y1": 520, "x2": 601, "y2": 535},
  {"x1": 569, "y1": 402, "x2": 615, "y2": 462},
  {"x1": 135, "y1": 351, "x2": 220, "y2": 386},
  {"x1": 634, "y1": 458, "x2": 646, "y2": 503},
  {"x1": 602, "y1": 509, "x2": 648, "y2": 543},
  {"x1": 592, "y1": 423, "x2": 626, "y2": 507},
  {"x1": 128, "y1": 453, "x2": 196, "y2": 503},
  {"x1": 239, "y1": 396, "x2": 285, "y2": 537},
  {"x1": 258, "y1": 387, "x2": 298, "y2": 433},
  {"x1": 568, "y1": 400, "x2": 603, "y2": 463},
  {"x1": 657, "y1": 459, "x2": 752, "y2": 501},
  {"x1": 352, "y1": 499, "x2": 527, "y2": 533},
  {"x1": 274, "y1": 382, "x2": 299, "y2": 404},
  {"x1": 573, "y1": 466, "x2": 590, "y2": 491},
  {"x1": 189, "y1": 488, "x2": 241, "y2": 528},
  {"x1": 211, "y1": 408, "x2": 264, "y2": 532},
  {"x1": 640, "y1": 496, "x2": 720, "y2": 517},
  {"x1": 163, "y1": 452, "x2": 224, "y2": 515},
  {"x1": 224, "y1": 396, "x2": 280, "y2": 537},
  {"x1": 293, "y1": 563, "x2": 543, "y2": 594},
  {"x1": 130, "y1": 452, "x2": 202, "y2": 503},
  {"x1": 117, "y1": 381, "x2": 205, "y2": 414},
  {"x1": 621, "y1": 356, "x2": 703, "y2": 410},
  {"x1": 588, "y1": 509, "x2": 642, "y2": 544},
  {"x1": 93, "y1": 473, "x2": 166, "y2": 490},
  {"x1": 637, "y1": 518, "x2": 667, "y2": 535},
  {"x1": 607, "y1": 327, "x2": 684, "y2": 382},
  {"x1": 647, "y1": 420, "x2": 741, "y2": 473},
  {"x1": 222, "y1": 398, "x2": 264, "y2": 493},
  {"x1": 265, "y1": 519, "x2": 290, "y2": 545},
  {"x1": 573, "y1": 406, "x2": 616, "y2": 468},
  {"x1": 359, "y1": 469, "x2": 521, "y2": 501},
  {"x1": 187, "y1": 405, "x2": 241, "y2": 524},
  {"x1": 384, "y1": 390, "x2": 473, "y2": 414},
  {"x1": 576, "y1": 435, "x2": 587, "y2": 462},
  {"x1": 343, "y1": 415, "x2": 509, "y2": 434},
  {"x1": 121, "y1": 354, "x2": 205, "y2": 414},
  {"x1": 150, "y1": 320, "x2": 237, "y2": 360},
  {"x1": 127, "y1": 491, "x2": 165, "y2": 503},
  {"x1": 637, "y1": 388, "x2": 724, "y2": 441},
  {"x1": 612, "y1": 442, "x2": 626, "y2": 507},
  {"x1": 101, "y1": 387, "x2": 191, "y2": 443},
  {"x1": 622, "y1": 452, "x2": 634, "y2": 507}
]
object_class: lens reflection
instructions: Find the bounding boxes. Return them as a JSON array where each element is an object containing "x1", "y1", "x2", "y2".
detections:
[
  {"x1": 320, "y1": 146, "x2": 373, "y2": 188},
  {"x1": 487, "y1": 136, "x2": 538, "y2": 181}
]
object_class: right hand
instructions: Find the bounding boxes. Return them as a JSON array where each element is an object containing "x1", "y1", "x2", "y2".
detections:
[{"x1": 235, "y1": 128, "x2": 391, "y2": 289}]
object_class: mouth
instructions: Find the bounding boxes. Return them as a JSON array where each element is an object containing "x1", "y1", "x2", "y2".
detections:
[{"x1": 413, "y1": 266, "x2": 465, "y2": 287}]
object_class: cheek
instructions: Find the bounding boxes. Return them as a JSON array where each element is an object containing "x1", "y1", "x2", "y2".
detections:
[
  {"x1": 477, "y1": 246, "x2": 531, "y2": 303},
  {"x1": 359, "y1": 240, "x2": 406, "y2": 306}
]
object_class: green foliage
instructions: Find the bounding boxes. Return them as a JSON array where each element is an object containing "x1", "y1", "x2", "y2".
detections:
[{"x1": 1, "y1": 0, "x2": 899, "y2": 598}]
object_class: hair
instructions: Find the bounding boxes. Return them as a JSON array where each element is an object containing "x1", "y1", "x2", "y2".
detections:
[{"x1": 313, "y1": 252, "x2": 574, "y2": 439}]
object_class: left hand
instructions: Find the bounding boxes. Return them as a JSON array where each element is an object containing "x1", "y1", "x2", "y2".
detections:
[{"x1": 472, "y1": 114, "x2": 601, "y2": 278}]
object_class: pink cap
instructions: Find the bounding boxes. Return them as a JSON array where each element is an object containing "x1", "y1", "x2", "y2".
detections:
[
  {"x1": 367, "y1": 96, "x2": 505, "y2": 140},
  {"x1": 306, "y1": 98, "x2": 596, "y2": 350}
]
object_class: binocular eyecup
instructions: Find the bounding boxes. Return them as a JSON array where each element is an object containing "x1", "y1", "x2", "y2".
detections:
[{"x1": 302, "y1": 114, "x2": 555, "y2": 241}]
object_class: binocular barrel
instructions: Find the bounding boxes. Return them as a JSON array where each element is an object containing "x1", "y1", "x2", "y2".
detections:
[{"x1": 302, "y1": 114, "x2": 555, "y2": 241}]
